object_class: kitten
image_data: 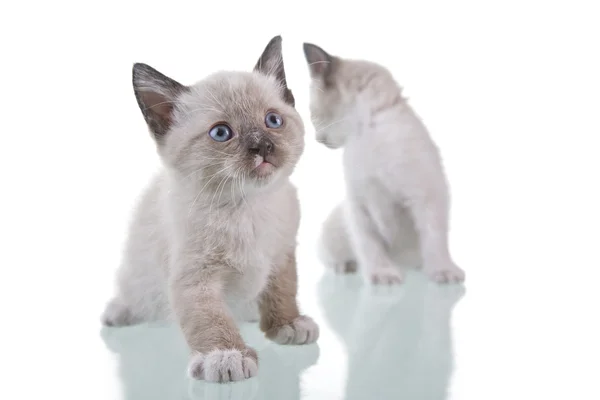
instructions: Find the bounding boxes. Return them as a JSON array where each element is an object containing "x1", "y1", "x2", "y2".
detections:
[
  {"x1": 303, "y1": 43, "x2": 465, "y2": 285},
  {"x1": 101, "y1": 36, "x2": 319, "y2": 383}
]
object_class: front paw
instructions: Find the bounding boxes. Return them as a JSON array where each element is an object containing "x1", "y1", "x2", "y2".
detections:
[
  {"x1": 369, "y1": 266, "x2": 404, "y2": 285},
  {"x1": 187, "y1": 347, "x2": 258, "y2": 382},
  {"x1": 266, "y1": 316, "x2": 320, "y2": 345},
  {"x1": 425, "y1": 262, "x2": 465, "y2": 283}
]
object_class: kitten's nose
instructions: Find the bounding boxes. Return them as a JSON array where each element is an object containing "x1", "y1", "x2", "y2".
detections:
[{"x1": 248, "y1": 137, "x2": 275, "y2": 158}]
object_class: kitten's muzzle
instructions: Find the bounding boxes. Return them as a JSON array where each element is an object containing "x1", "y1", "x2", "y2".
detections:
[
  {"x1": 317, "y1": 136, "x2": 335, "y2": 149},
  {"x1": 248, "y1": 137, "x2": 275, "y2": 158}
]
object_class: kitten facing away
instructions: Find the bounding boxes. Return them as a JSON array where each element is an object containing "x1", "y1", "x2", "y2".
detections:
[
  {"x1": 303, "y1": 43, "x2": 465, "y2": 285},
  {"x1": 101, "y1": 36, "x2": 319, "y2": 383}
]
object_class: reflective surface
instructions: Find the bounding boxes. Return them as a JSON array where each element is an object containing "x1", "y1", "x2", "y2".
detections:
[
  {"x1": 100, "y1": 271, "x2": 463, "y2": 400},
  {"x1": 315, "y1": 272, "x2": 463, "y2": 400},
  {"x1": 101, "y1": 320, "x2": 320, "y2": 400}
]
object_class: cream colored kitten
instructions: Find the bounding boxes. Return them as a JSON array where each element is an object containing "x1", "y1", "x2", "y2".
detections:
[
  {"x1": 304, "y1": 43, "x2": 465, "y2": 285},
  {"x1": 102, "y1": 36, "x2": 319, "y2": 383}
]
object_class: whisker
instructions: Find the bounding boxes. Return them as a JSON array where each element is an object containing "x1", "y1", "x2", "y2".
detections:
[
  {"x1": 141, "y1": 99, "x2": 180, "y2": 111},
  {"x1": 307, "y1": 76, "x2": 325, "y2": 93},
  {"x1": 209, "y1": 173, "x2": 230, "y2": 214},
  {"x1": 308, "y1": 60, "x2": 331, "y2": 67},
  {"x1": 230, "y1": 167, "x2": 239, "y2": 205},
  {"x1": 179, "y1": 163, "x2": 226, "y2": 181},
  {"x1": 314, "y1": 117, "x2": 349, "y2": 133},
  {"x1": 216, "y1": 173, "x2": 232, "y2": 209},
  {"x1": 188, "y1": 105, "x2": 222, "y2": 115},
  {"x1": 237, "y1": 169, "x2": 249, "y2": 208},
  {"x1": 242, "y1": 173, "x2": 251, "y2": 210},
  {"x1": 203, "y1": 87, "x2": 226, "y2": 110},
  {"x1": 187, "y1": 164, "x2": 232, "y2": 216},
  {"x1": 208, "y1": 149, "x2": 234, "y2": 157}
]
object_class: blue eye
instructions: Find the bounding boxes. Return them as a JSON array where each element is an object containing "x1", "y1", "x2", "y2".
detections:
[
  {"x1": 265, "y1": 112, "x2": 283, "y2": 129},
  {"x1": 208, "y1": 124, "x2": 233, "y2": 142}
]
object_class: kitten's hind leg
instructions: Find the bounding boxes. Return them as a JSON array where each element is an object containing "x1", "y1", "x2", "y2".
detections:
[
  {"x1": 101, "y1": 297, "x2": 139, "y2": 327},
  {"x1": 345, "y1": 199, "x2": 403, "y2": 285},
  {"x1": 317, "y1": 203, "x2": 357, "y2": 274}
]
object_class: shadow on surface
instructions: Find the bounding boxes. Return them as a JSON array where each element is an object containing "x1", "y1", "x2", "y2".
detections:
[
  {"x1": 318, "y1": 270, "x2": 465, "y2": 400},
  {"x1": 101, "y1": 320, "x2": 319, "y2": 400}
]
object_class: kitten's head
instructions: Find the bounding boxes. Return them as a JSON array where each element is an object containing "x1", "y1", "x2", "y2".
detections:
[
  {"x1": 303, "y1": 43, "x2": 396, "y2": 149},
  {"x1": 132, "y1": 36, "x2": 304, "y2": 196},
  {"x1": 302, "y1": 43, "x2": 354, "y2": 149}
]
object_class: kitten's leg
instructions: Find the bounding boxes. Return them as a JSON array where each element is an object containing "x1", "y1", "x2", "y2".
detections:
[
  {"x1": 170, "y1": 267, "x2": 258, "y2": 382},
  {"x1": 410, "y1": 196, "x2": 465, "y2": 283},
  {"x1": 346, "y1": 199, "x2": 404, "y2": 284},
  {"x1": 259, "y1": 253, "x2": 319, "y2": 345},
  {"x1": 317, "y1": 202, "x2": 357, "y2": 274},
  {"x1": 101, "y1": 297, "x2": 139, "y2": 327}
]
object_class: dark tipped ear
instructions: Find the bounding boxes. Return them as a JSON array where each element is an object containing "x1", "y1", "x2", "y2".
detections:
[
  {"x1": 254, "y1": 35, "x2": 295, "y2": 107},
  {"x1": 132, "y1": 63, "x2": 187, "y2": 141},
  {"x1": 303, "y1": 43, "x2": 333, "y2": 78}
]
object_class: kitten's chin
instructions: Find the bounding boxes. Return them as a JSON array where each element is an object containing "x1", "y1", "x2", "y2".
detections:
[
  {"x1": 247, "y1": 164, "x2": 289, "y2": 191},
  {"x1": 316, "y1": 135, "x2": 342, "y2": 149},
  {"x1": 250, "y1": 167, "x2": 278, "y2": 188}
]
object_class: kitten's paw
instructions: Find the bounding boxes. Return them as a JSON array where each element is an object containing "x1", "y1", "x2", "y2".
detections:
[
  {"x1": 101, "y1": 298, "x2": 136, "y2": 327},
  {"x1": 426, "y1": 263, "x2": 466, "y2": 283},
  {"x1": 333, "y1": 260, "x2": 357, "y2": 274},
  {"x1": 266, "y1": 316, "x2": 320, "y2": 345},
  {"x1": 187, "y1": 348, "x2": 258, "y2": 382},
  {"x1": 370, "y1": 267, "x2": 404, "y2": 285}
]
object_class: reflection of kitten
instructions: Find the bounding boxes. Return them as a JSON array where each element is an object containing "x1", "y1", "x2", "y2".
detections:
[
  {"x1": 303, "y1": 43, "x2": 465, "y2": 285},
  {"x1": 101, "y1": 36, "x2": 319, "y2": 383},
  {"x1": 317, "y1": 272, "x2": 465, "y2": 400},
  {"x1": 100, "y1": 323, "x2": 319, "y2": 400}
]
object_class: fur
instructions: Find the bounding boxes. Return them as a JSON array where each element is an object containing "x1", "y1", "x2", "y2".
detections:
[
  {"x1": 102, "y1": 36, "x2": 319, "y2": 383},
  {"x1": 304, "y1": 43, "x2": 465, "y2": 284}
]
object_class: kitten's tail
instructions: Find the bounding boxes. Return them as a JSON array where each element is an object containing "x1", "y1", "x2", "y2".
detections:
[{"x1": 317, "y1": 202, "x2": 357, "y2": 274}]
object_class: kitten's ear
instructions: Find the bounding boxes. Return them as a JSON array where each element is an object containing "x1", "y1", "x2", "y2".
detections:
[
  {"x1": 132, "y1": 63, "x2": 188, "y2": 141},
  {"x1": 254, "y1": 35, "x2": 295, "y2": 107},
  {"x1": 303, "y1": 43, "x2": 333, "y2": 79}
]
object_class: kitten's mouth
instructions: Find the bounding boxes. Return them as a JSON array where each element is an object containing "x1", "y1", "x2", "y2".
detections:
[{"x1": 252, "y1": 156, "x2": 277, "y2": 177}]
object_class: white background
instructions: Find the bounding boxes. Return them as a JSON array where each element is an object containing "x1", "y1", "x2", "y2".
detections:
[{"x1": 1, "y1": 0, "x2": 599, "y2": 399}]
